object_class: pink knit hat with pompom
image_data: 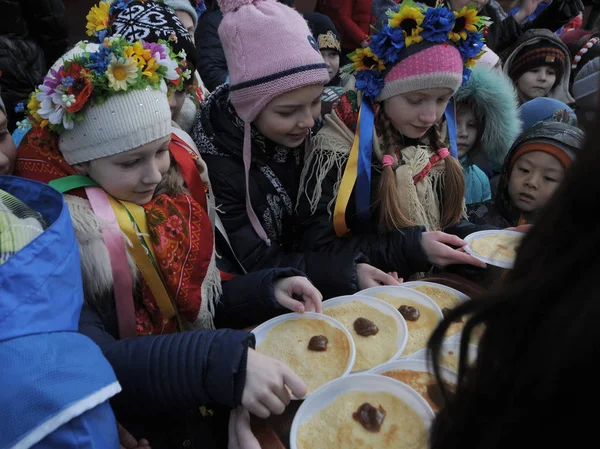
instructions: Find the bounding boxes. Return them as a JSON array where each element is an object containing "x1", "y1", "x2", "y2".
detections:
[{"x1": 218, "y1": 0, "x2": 329, "y2": 245}]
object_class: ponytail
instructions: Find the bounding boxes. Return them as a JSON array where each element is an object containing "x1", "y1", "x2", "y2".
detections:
[
  {"x1": 430, "y1": 125, "x2": 465, "y2": 227},
  {"x1": 376, "y1": 110, "x2": 415, "y2": 233}
]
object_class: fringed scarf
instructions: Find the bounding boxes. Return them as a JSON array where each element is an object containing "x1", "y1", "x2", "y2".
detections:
[
  {"x1": 15, "y1": 124, "x2": 221, "y2": 335},
  {"x1": 300, "y1": 81, "x2": 449, "y2": 232}
]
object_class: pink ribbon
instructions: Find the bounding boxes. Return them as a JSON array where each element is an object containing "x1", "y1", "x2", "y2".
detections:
[
  {"x1": 85, "y1": 187, "x2": 137, "y2": 339},
  {"x1": 382, "y1": 155, "x2": 394, "y2": 167}
]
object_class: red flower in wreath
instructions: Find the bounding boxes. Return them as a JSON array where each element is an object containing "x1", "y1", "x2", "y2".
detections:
[{"x1": 63, "y1": 62, "x2": 93, "y2": 113}]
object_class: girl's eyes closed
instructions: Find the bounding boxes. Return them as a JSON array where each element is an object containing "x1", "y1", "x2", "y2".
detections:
[{"x1": 118, "y1": 159, "x2": 140, "y2": 168}]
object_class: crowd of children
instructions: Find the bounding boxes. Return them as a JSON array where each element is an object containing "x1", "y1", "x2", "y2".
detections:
[{"x1": 0, "y1": 0, "x2": 598, "y2": 447}]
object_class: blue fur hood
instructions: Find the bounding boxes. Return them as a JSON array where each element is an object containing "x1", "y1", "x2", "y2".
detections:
[{"x1": 455, "y1": 65, "x2": 522, "y2": 173}]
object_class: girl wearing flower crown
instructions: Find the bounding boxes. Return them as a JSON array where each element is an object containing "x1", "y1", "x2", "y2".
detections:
[
  {"x1": 297, "y1": 0, "x2": 491, "y2": 275},
  {"x1": 15, "y1": 36, "x2": 322, "y2": 448}
]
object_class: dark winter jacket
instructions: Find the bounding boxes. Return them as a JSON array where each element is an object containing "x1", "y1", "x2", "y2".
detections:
[
  {"x1": 79, "y1": 266, "x2": 301, "y2": 449},
  {"x1": 192, "y1": 85, "x2": 363, "y2": 299},
  {"x1": 482, "y1": 0, "x2": 582, "y2": 54},
  {"x1": 0, "y1": 0, "x2": 68, "y2": 131},
  {"x1": 195, "y1": 9, "x2": 227, "y2": 92}
]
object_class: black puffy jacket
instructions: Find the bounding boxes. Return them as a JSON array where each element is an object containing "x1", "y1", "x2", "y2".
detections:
[
  {"x1": 0, "y1": 0, "x2": 68, "y2": 131},
  {"x1": 192, "y1": 85, "x2": 364, "y2": 299},
  {"x1": 194, "y1": 9, "x2": 227, "y2": 92}
]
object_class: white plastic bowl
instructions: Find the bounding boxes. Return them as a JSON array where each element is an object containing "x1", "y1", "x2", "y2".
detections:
[
  {"x1": 290, "y1": 373, "x2": 434, "y2": 449},
  {"x1": 409, "y1": 340, "x2": 479, "y2": 372},
  {"x1": 463, "y1": 229, "x2": 524, "y2": 269},
  {"x1": 369, "y1": 358, "x2": 457, "y2": 385},
  {"x1": 251, "y1": 312, "x2": 356, "y2": 398},
  {"x1": 322, "y1": 295, "x2": 408, "y2": 370},
  {"x1": 356, "y1": 285, "x2": 444, "y2": 320}
]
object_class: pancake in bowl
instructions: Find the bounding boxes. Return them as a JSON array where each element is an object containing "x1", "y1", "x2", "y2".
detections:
[
  {"x1": 381, "y1": 369, "x2": 455, "y2": 413},
  {"x1": 374, "y1": 294, "x2": 439, "y2": 356},
  {"x1": 324, "y1": 301, "x2": 399, "y2": 372},
  {"x1": 412, "y1": 284, "x2": 485, "y2": 343},
  {"x1": 256, "y1": 317, "x2": 351, "y2": 393},
  {"x1": 297, "y1": 390, "x2": 427, "y2": 449},
  {"x1": 471, "y1": 233, "x2": 522, "y2": 263}
]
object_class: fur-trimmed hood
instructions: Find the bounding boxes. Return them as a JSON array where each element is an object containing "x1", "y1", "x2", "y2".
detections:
[
  {"x1": 455, "y1": 65, "x2": 522, "y2": 173},
  {"x1": 502, "y1": 28, "x2": 575, "y2": 105}
]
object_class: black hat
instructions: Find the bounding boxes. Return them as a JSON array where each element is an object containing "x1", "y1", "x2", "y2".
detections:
[{"x1": 304, "y1": 12, "x2": 341, "y2": 53}]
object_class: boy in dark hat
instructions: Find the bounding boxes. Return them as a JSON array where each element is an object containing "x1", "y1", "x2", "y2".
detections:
[
  {"x1": 304, "y1": 11, "x2": 343, "y2": 117},
  {"x1": 503, "y1": 29, "x2": 573, "y2": 105}
]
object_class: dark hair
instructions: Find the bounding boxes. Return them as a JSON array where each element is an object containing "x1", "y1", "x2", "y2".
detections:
[
  {"x1": 427, "y1": 105, "x2": 599, "y2": 448},
  {"x1": 456, "y1": 99, "x2": 485, "y2": 163}
]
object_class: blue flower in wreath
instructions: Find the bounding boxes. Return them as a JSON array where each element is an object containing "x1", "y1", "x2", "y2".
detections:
[
  {"x1": 421, "y1": 7, "x2": 455, "y2": 43},
  {"x1": 369, "y1": 25, "x2": 405, "y2": 64},
  {"x1": 462, "y1": 66, "x2": 472, "y2": 85},
  {"x1": 457, "y1": 31, "x2": 484, "y2": 61},
  {"x1": 355, "y1": 70, "x2": 385, "y2": 98}
]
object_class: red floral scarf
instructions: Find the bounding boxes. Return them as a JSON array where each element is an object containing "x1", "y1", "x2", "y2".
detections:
[{"x1": 16, "y1": 126, "x2": 219, "y2": 335}]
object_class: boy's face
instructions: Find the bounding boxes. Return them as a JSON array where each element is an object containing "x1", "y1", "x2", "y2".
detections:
[
  {"x1": 0, "y1": 110, "x2": 17, "y2": 175},
  {"x1": 456, "y1": 105, "x2": 478, "y2": 158},
  {"x1": 75, "y1": 135, "x2": 171, "y2": 205},
  {"x1": 320, "y1": 49, "x2": 340, "y2": 82},
  {"x1": 517, "y1": 66, "x2": 557, "y2": 102},
  {"x1": 508, "y1": 151, "x2": 565, "y2": 213}
]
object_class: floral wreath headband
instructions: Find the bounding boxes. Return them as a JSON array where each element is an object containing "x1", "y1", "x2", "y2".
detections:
[
  {"x1": 24, "y1": 35, "x2": 188, "y2": 133},
  {"x1": 342, "y1": 0, "x2": 490, "y2": 98}
]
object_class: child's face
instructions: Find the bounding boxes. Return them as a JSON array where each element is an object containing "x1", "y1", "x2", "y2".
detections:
[
  {"x1": 320, "y1": 49, "x2": 340, "y2": 82},
  {"x1": 254, "y1": 83, "x2": 323, "y2": 148},
  {"x1": 508, "y1": 151, "x2": 565, "y2": 213},
  {"x1": 78, "y1": 135, "x2": 171, "y2": 205},
  {"x1": 383, "y1": 88, "x2": 453, "y2": 139},
  {"x1": 517, "y1": 66, "x2": 557, "y2": 102},
  {"x1": 169, "y1": 90, "x2": 187, "y2": 120},
  {"x1": 456, "y1": 105, "x2": 478, "y2": 158},
  {"x1": 176, "y1": 10, "x2": 195, "y2": 44},
  {"x1": 0, "y1": 110, "x2": 17, "y2": 175}
]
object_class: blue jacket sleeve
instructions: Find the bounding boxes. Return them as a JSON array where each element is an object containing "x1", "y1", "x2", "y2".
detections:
[
  {"x1": 78, "y1": 306, "x2": 254, "y2": 415},
  {"x1": 215, "y1": 267, "x2": 305, "y2": 329}
]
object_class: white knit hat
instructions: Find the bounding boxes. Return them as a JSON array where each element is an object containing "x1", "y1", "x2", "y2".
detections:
[
  {"x1": 164, "y1": 0, "x2": 199, "y2": 29},
  {"x1": 58, "y1": 85, "x2": 171, "y2": 165}
]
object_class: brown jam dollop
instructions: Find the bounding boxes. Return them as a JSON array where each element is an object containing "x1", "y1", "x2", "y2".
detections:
[
  {"x1": 307, "y1": 335, "x2": 328, "y2": 351},
  {"x1": 352, "y1": 403, "x2": 386, "y2": 432},
  {"x1": 398, "y1": 305, "x2": 420, "y2": 321},
  {"x1": 353, "y1": 317, "x2": 379, "y2": 336}
]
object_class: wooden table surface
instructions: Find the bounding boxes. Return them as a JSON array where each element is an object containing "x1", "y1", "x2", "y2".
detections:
[{"x1": 250, "y1": 273, "x2": 486, "y2": 449}]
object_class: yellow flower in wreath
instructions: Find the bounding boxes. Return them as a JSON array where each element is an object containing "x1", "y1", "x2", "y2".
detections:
[
  {"x1": 106, "y1": 56, "x2": 139, "y2": 91},
  {"x1": 350, "y1": 48, "x2": 386, "y2": 72},
  {"x1": 27, "y1": 91, "x2": 49, "y2": 128},
  {"x1": 86, "y1": 0, "x2": 111, "y2": 37},
  {"x1": 450, "y1": 7, "x2": 479, "y2": 42},
  {"x1": 125, "y1": 42, "x2": 153, "y2": 69},
  {"x1": 389, "y1": 6, "x2": 424, "y2": 47}
]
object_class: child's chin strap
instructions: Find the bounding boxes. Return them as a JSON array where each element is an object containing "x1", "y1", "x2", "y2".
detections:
[{"x1": 444, "y1": 97, "x2": 458, "y2": 159}]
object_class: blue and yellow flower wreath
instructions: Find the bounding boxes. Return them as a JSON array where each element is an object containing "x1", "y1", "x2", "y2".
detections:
[{"x1": 342, "y1": 0, "x2": 490, "y2": 99}]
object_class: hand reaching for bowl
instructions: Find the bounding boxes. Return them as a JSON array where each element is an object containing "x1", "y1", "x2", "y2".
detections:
[
  {"x1": 422, "y1": 231, "x2": 487, "y2": 268},
  {"x1": 243, "y1": 349, "x2": 307, "y2": 419},
  {"x1": 274, "y1": 276, "x2": 323, "y2": 313},
  {"x1": 357, "y1": 263, "x2": 403, "y2": 290}
]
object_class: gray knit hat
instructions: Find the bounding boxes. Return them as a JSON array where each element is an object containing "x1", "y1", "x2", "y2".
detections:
[
  {"x1": 573, "y1": 57, "x2": 600, "y2": 110},
  {"x1": 164, "y1": 0, "x2": 199, "y2": 29}
]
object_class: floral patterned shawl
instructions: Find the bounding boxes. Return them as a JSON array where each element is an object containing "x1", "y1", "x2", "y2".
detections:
[{"x1": 15, "y1": 125, "x2": 221, "y2": 335}]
